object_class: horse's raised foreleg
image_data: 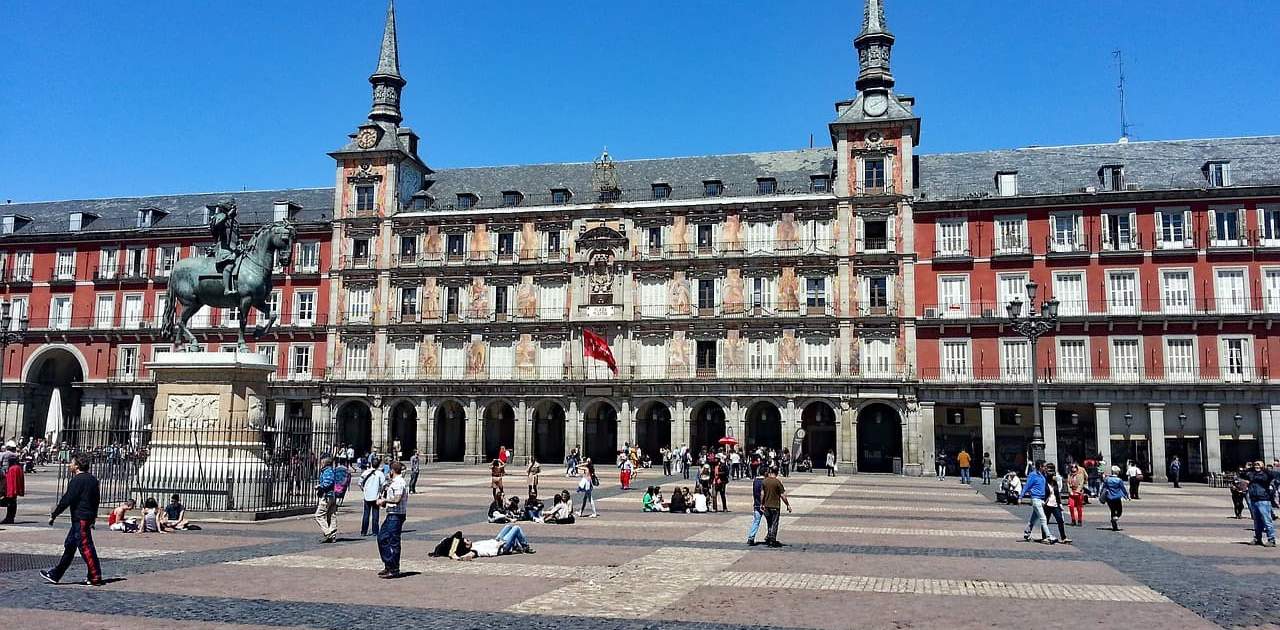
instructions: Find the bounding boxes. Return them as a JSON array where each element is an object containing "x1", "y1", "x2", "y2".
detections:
[
  {"x1": 177, "y1": 302, "x2": 202, "y2": 351},
  {"x1": 251, "y1": 300, "x2": 277, "y2": 338}
]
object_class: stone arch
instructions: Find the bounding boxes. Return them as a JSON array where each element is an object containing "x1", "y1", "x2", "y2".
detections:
[
  {"x1": 582, "y1": 399, "x2": 618, "y2": 464},
  {"x1": 745, "y1": 400, "x2": 783, "y2": 451},
  {"x1": 689, "y1": 400, "x2": 727, "y2": 454},
  {"x1": 21, "y1": 344, "x2": 87, "y2": 438},
  {"x1": 635, "y1": 399, "x2": 672, "y2": 457},
  {"x1": 336, "y1": 399, "x2": 373, "y2": 456},
  {"x1": 856, "y1": 401, "x2": 903, "y2": 473},
  {"x1": 531, "y1": 399, "x2": 566, "y2": 465},
  {"x1": 482, "y1": 400, "x2": 516, "y2": 463},
  {"x1": 434, "y1": 399, "x2": 467, "y2": 462},
  {"x1": 388, "y1": 400, "x2": 417, "y2": 461},
  {"x1": 801, "y1": 400, "x2": 839, "y2": 469},
  {"x1": 21, "y1": 343, "x2": 90, "y2": 384}
]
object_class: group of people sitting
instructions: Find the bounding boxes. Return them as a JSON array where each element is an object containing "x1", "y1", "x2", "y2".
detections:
[
  {"x1": 640, "y1": 485, "x2": 715, "y2": 513},
  {"x1": 487, "y1": 489, "x2": 576, "y2": 525},
  {"x1": 106, "y1": 494, "x2": 198, "y2": 533}
]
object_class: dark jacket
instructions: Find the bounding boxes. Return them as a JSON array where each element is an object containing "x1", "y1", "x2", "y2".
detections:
[
  {"x1": 752, "y1": 476, "x2": 764, "y2": 510},
  {"x1": 52, "y1": 471, "x2": 100, "y2": 522},
  {"x1": 1239, "y1": 468, "x2": 1277, "y2": 502}
]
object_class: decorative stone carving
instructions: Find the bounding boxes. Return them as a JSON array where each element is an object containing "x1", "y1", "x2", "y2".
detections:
[
  {"x1": 588, "y1": 251, "x2": 614, "y2": 302},
  {"x1": 246, "y1": 391, "x2": 265, "y2": 430},
  {"x1": 167, "y1": 394, "x2": 220, "y2": 429}
]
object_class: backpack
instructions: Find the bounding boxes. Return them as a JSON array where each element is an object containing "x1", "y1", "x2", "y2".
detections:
[{"x1": 333, "y1": 467, "x2": 350, "y2": 498}]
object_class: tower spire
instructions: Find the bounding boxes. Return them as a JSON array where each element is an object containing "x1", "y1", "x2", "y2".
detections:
[
  {"x1": 368, "y1": 0, "x2": 406, "y2": 125},
  {"x1": 854, "y1": 0, "x2": 895, "y2": 92}
]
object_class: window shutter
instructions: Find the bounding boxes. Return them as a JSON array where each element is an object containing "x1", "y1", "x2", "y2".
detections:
[
  {"x1": 886, "y1": 216, "x2": 895, "y2": 247},
  {"x1": 1154, "y1": 211, "x2": 1163, "y2": 242},
  {"x1": 1237, "y1": 208, "x2": 1247, "y2": 241},
  {"x1": 1100, "y1": 214, "x2": 1111, "y2": 249},
  {"x1": 1208, "y1": 209, "x2": 1217, "y2": 240},
  {"x1": 1128, "y1": 212, "x2": 1137, "y2": 247}
]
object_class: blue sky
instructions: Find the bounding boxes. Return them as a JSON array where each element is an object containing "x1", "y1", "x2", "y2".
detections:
[{"x1": 2, "y1": 1, "x2": 1278, "y2": 202}]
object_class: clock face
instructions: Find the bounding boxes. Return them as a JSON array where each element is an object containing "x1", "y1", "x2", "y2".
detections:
[
  {"x1": 863, "y1": 93, "x2": 888, "y2": 117},
  {"x1": 356, "y1": 128, "x2": 378, "y2": 149}
]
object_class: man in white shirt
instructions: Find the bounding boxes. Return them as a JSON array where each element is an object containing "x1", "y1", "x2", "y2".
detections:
[
  {"x1": 359, "y1": 458, "x2": 385, "y2": 536},
  {"x1": 730, "y1": 451, "x2": 742, "y2": 479},
  {"x1": 376, "y1": 461, "x2": 408, "y2": 578},
  {"x1": 455, "y1": 524, "x2": 534, "y2": 559}
]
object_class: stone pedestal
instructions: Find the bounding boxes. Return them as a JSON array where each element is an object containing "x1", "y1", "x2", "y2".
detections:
[{"x1": 134, "y1": 352, "x2": 279, "y2": 517}]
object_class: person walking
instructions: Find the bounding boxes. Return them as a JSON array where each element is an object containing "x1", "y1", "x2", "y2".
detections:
[
  {"x1": 314, "y1": 456, "x2": 346, "y2": 543},
  {"x1": 1125, "y1": 460, "x2": 1143, "y2": 499},
  {"x1": 1042, "y1": 463, "x2": 1071, "y2": 544},
  {"x1": 359, "y1": 458, "x2": 385, "y2": 537},
  {"x1": 408, "y1": 450, "x2": 421, "y2": 494},
  {"x1": 1230, "y1": 466, "x2": 1249, "y2": 519},
  {"x1": 712, "y1": 457, "x2": 729, "y2": 512},
  {"x1": 620, "y1": 456, "x2": 634, "y2": 491},
  {"x1": 935, "y1": 451, "x2": 947, "y2": 481},
  {"x1": 981, "y1": 452, "x2": 993, "y2": 486},
  {"x1": 1020, "y1": 460, "x2": 1056, "y2": 544},
  {"x1": 575, "y1": 458, "x2": 599, "y2": 518},
  {"x1": 526, "y1": 456, "x2": 541, "y2": 496},
  {"x1": 1101, "y1": 465, "x2": 1130, "y2": 531},
  {"x1": 1, "y1": 444, "x2": 24, "y2": 524},
  {"x1": 825, "y1": 450, "x2": 837, "y2": 477},
  {"x1": 682, "y1": 448, "x2": 693, "y2": 480},
  {"x1": 761, "y1": 467, "x2": 792, "y2": 547},
  {"x1": 1066, "y1": 462, "x2": 1086, "y2": 527},
  {"x1": 746, "y1": 468, "x2": 766, "y2": 546},
  {"x1": 1238, "y1": 460, "x2": 1277, "y2": 546},
  {"x1": 957, "y1": 449, "x2": 972, "y2": 484},
  {"x1": 376, "y1": 461, "x2": 408, "y2": 578},
  {"x1": 40, "y1": 453, "x2": 104, "y2": 586},
  {"x1": 490, "y1": 458, "x2": 506, "y2": 499},
  {"x1": 1168, "y1": 456, "x2": 1182, "y2": 489}
]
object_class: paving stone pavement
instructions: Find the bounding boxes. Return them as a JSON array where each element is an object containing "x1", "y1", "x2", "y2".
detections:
[{"x1": 1, "y1": 467, "x2": 1274, "y2": 629}]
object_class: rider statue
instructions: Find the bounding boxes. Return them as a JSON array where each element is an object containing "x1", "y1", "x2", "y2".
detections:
[{"x1": 208, "y1": 200, "x2": 241, "y2": 296}]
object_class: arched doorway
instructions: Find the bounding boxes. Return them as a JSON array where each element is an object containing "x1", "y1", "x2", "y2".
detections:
[
  {"x1": 483, "y1": 401, "x2": 516, "y2": 462},
  {"x1": 23, "y1": 347, "x2": 85, "y2": 439},
  {"x1": 745, "y1": 401, "x2": 782, "y2": 451},
  {"x1": 857, "y1": 402, "x2": 902, "y2": 473},
  {"x1": 690, "y1": 401, "x2": 726, "y2": 455},
  {"x1": 532, "y1": 401, "x2": 566, "y2": 465},
  {"x1": 583, "y1": 401, "x2": 618, "y2": 464},
  {"x1": 389, "y1": 401, "x2": 417, "y2": 461},
  {"x1": 336, "y1": 401, "x2": 373, "y2": 456},
  {"x1": 434, "y1": 400, "x2": 466, "y2": 462},
  {"x1": 801, "y1": 402, "x2": 838, "y2": 468},
  {"x1": 635, "y1": 401, "x2": 671, "y2": 458}
]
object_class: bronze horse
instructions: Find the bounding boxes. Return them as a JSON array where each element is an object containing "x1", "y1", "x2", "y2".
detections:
[{"x1": 162, "y1": 221, "x2": 296, "y2": 351}]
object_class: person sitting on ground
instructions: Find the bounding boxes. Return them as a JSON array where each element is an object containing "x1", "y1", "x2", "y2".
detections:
[
  {"x1": 691, "y1": 486, "x2": 709, "y2": 513},
  {"x1": 669, "y1": 486, "x2": 688, "y2": 513},
  {"x1": 642, "y1": 486, "x2": 667, "y2": 512},
  {"x1": 506, "y1": 496, "x2": 522, "y2": 518},
  {"x1": 520, "y1": 492, "x2": 544, "y2": 523},
  {"x1": 998, "y1": 471, "x2": 1023, "y2": 505},
  {"x1": 107, "y1": 499, "x2": 138, "y2": 532},
  {"x1": 140, "y1": 497, "x2": 170, "y2": 533},
  {"x1": 544, "y1": 493, "x2": 575, "y2": 524},
  {"x1": 163, "y1": 493, "x2": 193, "y2": 530},
  {"x1": 488, "y1": 492, "x2": 514, "y2": 524},
  {"x1": 440, "y1": 524, "x2": 535, "y2": 560}
]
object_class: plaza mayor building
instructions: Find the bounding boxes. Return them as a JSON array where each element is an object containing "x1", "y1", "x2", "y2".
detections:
[{"x1": 1, "y1": 0, "x2": 1277, "y2": 479}]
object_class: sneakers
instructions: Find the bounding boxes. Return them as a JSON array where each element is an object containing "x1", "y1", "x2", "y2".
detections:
[
  {"x1": 1265, "y1": 540, "x2": 1277, "y2": 548},
  {"x1": 377, "y1": 571, "x2": 399, "y2": 579},
  {"x1": 39, "y1": 570, "x2": 58, "y2": 585},
  {"x1": 1060, "y1": 538, "x2": 1073, "y2": 544},
  {"x1": 1110, "y1": 519, "x2": 1118, "y2": 531},
  {"x1": 747, "y1": 539, "x2": 758, "y2": 546},
  {"x1": 522, "y1": 546, "x2": 536, "y2": 554},
  {"x1": 80, "y1": 579, "x2": 106, "y2": 586},
  {"x1": 1022, "y1": 534, "x2": 1031, "y2": 542},
  {"x1": 377, "y1": 569, "x2": 391, "y2": 577}
]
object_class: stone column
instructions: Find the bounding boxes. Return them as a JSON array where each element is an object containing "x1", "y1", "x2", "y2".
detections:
[
  {"x1": 918, "y1": 401, "x2": 935, "y2": 476},
  {"x1": 673, "y1": 399, "x2": 688, "y2": 448},
  {"x1": 418, "y1": 400, "x2": 433, "y2": 463},
  {"x1": 728, "y1": 399, "x2": 744, "y2": 442},
  {"x1": 1148, "y1": 402, "x2": 1167, "y2": 481},
  {"x1": 619, "y1": 399, "x2": 633, "y2": 452},
  {"x1": 1261, "y1": 405, "x2": 1279, "y2": 463},
  {"x1": 465, "y1": 399, "x2": 481, "y2": 464},
  {"x1": 979, "y1": 402, "x2": 996, "y2": 463},
  {"x1": 784, "y1": 399, "x2": 799, "y2": 444},
  {"x1": 1041, "y1": 402, "x2": 1058, "y2": 468},
  {"x1": 514, "y1": 400, "x2": 530, "y2": 466},
  {"x1": 840, "y1": 400, "x2": 856, "y2": 467},
  {"x1": 370, "y1": 398, "x2": 387, "y2": 455},
  {"x1": 1094, "y1": 403, "x2": 1112, "y2": 466},
  {"x1": 1202, "y1": 403, "x2": 1221, "y2": 476},
  {"x1": 565, "y1": 399, "x2": 581, "y2": 457}
]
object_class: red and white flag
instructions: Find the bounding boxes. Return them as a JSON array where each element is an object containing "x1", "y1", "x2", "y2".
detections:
[{"x1": 582, "y1": 328, "x2": 618, "y2": 376}]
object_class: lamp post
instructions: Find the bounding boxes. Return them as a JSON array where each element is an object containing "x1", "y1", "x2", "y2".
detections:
[
  {"x1": 0, "y1": 300, "x2": 30, "y2": 438},
  {"x1": 1006, "y1": 282, "x2": 1060, "y2": 465},
  {"x1": 1123, "y1": 412, "x2": 1134, "y2": 464}
]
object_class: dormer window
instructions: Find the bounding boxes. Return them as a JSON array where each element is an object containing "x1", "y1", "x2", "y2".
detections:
[
  {"x1": 1206, "y1": 161, "x2": 1232, "y2": 187},
  {"x1": 501, "y1": 191, "x2": 523, "y2": 207},
  {"x1": 551, "y1": 188, "x2": 572, "y2": 205},
  {"x1": 456, "y1": 193, "x2": 478, "y2": 209},
  {"x1": 412, "y1": 195, "x2": 431, "y2": 210},
  {"x1": 273, "y1": 201, "x2": 299, "y2": 221},
  {"x1": 1, "y1": 215, "x2": 30, "y2": 235},
  {"x1": 703, "y1": 180, "x2": 723, "y2": 197},
  {"x1": 69, "y1": 212, "x2": 97, "y2": 231},
  {"x1": 137, "y1": 207, "x2": 166, "y2": 228},
  {"x1": 756, "y1": 178, "x2": 777, "y2": 195},
  {"x1": 1100, "y1": 165, "x2": 1125, "y2": 191},
  {"x1": 651, "y1": 183, "x2": 671, "y2": 200},
  {"x1": 995, "y1": 171, "x2": 1018, "y2": 197},
  {"x1": 810, "y1": 175, "x2": 830, "y2": 193}
]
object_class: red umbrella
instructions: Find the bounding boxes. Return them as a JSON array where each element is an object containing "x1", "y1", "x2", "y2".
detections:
[{"x1": 718, "y1": 436, "x2": 738, "y2": 446}]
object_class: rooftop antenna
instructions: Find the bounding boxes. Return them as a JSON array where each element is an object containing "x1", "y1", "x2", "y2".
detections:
[{"x1": 1113, "y1": 49, "x2": 1134, "y2": 143}]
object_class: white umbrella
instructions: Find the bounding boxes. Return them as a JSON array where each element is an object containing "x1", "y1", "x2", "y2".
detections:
[
  {"x1": 45, "y1": 387, "x2": 63, "y2": 444},
  {"x1": 129, "y1": 394, "x2": 144, "y2": 445}
]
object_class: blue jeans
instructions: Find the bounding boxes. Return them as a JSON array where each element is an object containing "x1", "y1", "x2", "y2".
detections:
[
  {"x1": 747, "y1": 507, "x2": 764, "y2": 542},
  {"x1": 982, "y1": 468, "x2": 992, "y2": 485},
  {"x1": 960, "y1": 468, "x2": 971, "y2": 483},
  {"x1": 497, "y1": 524, "x2": 529, "y2": 553},
  {"x1": 1248, "y1": 498, "x2": 1276, "y2": 542},
  {"x1": 1023, "y1": 497, "x2": 1054, "y2": 541},
  {"x1": 361, "y1": 500, "x2": 380, "y2": 536},
  {"x1": 377, "y1": 513, "x2": 404, "y2": 572}
]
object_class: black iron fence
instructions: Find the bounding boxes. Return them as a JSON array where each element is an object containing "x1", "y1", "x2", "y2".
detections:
[{"x1": 56, "y1": 427, "x2": 331, "y2": 514}]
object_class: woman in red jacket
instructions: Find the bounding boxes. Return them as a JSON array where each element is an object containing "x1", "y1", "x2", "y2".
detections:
[{"x1": 2, "y1": 452, "x2": 24, "y2": 524}]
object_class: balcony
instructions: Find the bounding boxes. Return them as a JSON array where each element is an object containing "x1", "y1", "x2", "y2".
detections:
[
  {"x1": 107, "y1": 369, "x2": 153, "y2": 384},
  {"x1": 919, "y1": 365, "x2": 1267, "y2": 386},
  {"x1": 1044, "y1": 234, "x2": 1092, "y2": 258},
  {"x1": 344, "y1": 203, "x2": 381, "y2": 219},
  {"x1": 287, "y1": 264, "x2": 321, "y2": 278},
  {"x1": 855, "y1": 181, "x2": 898, "y2": 196},
  {"x1": 3, "y1": 269, "x2": 33, "y2": 286},
  {"x1": 856, "y1": 237, "x2": 896, "y2": 254},
  {"x1": 1097, "y1": 232, "x2": 1143, "y2": 256},
  {"x1": 932, "y1": 245, "x2": 972, "y2": 262},
  {"x1": 325, "y1": 362, "x2": 892, "y2": 383},
  {"x1": 856, "y1": 302, "x2": 899, "y2": 318},
  {"x1": 920, "y1": 297, "x2": 1280, "y2": 321},
  {"x1": 340, "y1": 255, "x2": 375, "y2": 270}
]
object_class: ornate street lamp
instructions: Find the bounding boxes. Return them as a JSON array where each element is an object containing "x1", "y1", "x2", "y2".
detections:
[
  {"x1": 1006, "y1": 282, "x2": 1059, "y2": 464},
  {"x1": 0, "y1": 301, "x2": 29, "y2": 438}
]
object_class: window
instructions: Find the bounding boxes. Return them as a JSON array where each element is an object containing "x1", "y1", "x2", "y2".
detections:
[
  {"x1": 697, "y1": 224, "x2": 714, "y2": 250},
  {"x1": 487, "y1": 341, "x2": 512, "y2": 380},
  {"x1": 809, "y1": 219, "x2": 832, "y2": 251},
  {"x1": 1052, "y1": 272, "x2": 1085, "y2": 316},
  {"x1": 544, "y1": 230, "x2": 562, "y2": 256},
  {"x1": 1206, "y1": 161, "x2": 1231, "y2": 187},
  {"x1": 12, "y1": 252, "x2": 31, "y2": 281},
  {"x1": 1, "y1": 216, "x2": 14, "y2": 234},
  {"x1": 1220, "y1": 336, "x2": 1253, "y2": 382},
  {"x1": 497, "y1": 233, "x2": 515, "y2": 257},
  {"x1": 862, "y1": 158, "x2": 886, "y2": 191},
  {"x1": 746, "y1": 220, "x2": 771, "y2": 253},
  {"x1": 1214, "y1": 268, "x2": 1247, "y2": 313},
  {"x1": 804, "y1": 337, "x2": 831, "y2": 376},
  {"x1": 748, "y1": 338, "x2": 777, "y2": 378},
  {"x1": 865, "y1": 276, "x2": 889, "y2": 313},
  {"x1": 290, "y1": 344, "x2": 313, "y2": 380},
  {"x1": 266, "y1": 291, "x2": 281, "y2": 321},
  {"x1": 695, "y1": 340, "x2": 717, "y2": 373},
  {"x1": 501, "y1": 191, "x2": 522, "y2": 207},
  {"x1": 862, "y1": 219, "x2": 888, "y2": 250},
  {"x1": 446, "y1": 234, "x2": 465, "y2": 258},
  {"x1": 124, "y1": 247, "x2": 146, "y2": 277},
  {"x1": 98, "y1": 248, "x2": 117, "y2": 279},
  {"x1": 941, "y1": 340, "x2": 971, "y2": 381},
  {"x1": 69, "y1": 212, "x2": 87, "y2": 231},
  {"x1": 1210, "y1": 207, "x2": 1245, "y2": 245},
  {"x1": 750, "y1": 276, "x2": 773, "y2": 310},
  {"x1": 697, "y1": 278, "x2": 715, "y2": 311},
  {"x1": 6, "y1": 297, "x2": 25, "y2": 331},
  {"x1": 344, "y1": 341, "x2": 369, "y2": 378},
  {"x1": 756, "y1": 178, "x2": 777, "y2": 195},
  {"x1": 445, "y1": 286, "x2": 460, "y2": 318},
  {"x1": 539, "y1": 282, "x2": 566, "y2": 319},
  {"x1": 136, "y1": 209, "x2": 156, "y2": 228},
  {"x1": 153, "y1": 293, "x2": 168, "y2": 327},
  {"x1": 456, "y1": 193, "x2": 476, "y2": 209},
  {"x1": 550, "y1": 189, "x2": 571, "y2": 205},
  {"x1": 939, "y1": 275, "x2": 969, "y2": 317},
  {"x1": 351, "y1": 238, "x2": 371, "y2": 265},
  {"x1": 647, "y1": 226, "x2": 663, "y2": 253},
  {"x1": 346, "y1": 287, "x2": 371, "y2": 323},
  {"x1": 157, "y1": 246, "x2": 177, "y2": 277},
  {"x1": 1050, "y1": 213, "x2": 1081, "y2": 251},
  {"x1": 288, "y1": 290, "x2": 314, "y2": 327},
  {"x1": 1110, "y1": 338, "x2": 1141, "y2": 382},
  {"x1": 1100, "y1": 165, "x2": 1125, "y2": 191},
  {"x1": 1260, "y1": 206, "x2": 1280, "y2": 245},
  {"x1": 805, "y1": 277, "x2": 827, "y2": 309},
  {"x1": 703, "y1": 180, "x2": 723, "y2": 197},
  {"x1": 295, "y1": 242, "x2": 319, "y2": 272},
  {"x1": 1106, "y1": 270, "x2": 1137, "y2": 315},
  {"x1": 936, "y1": 219, "x2": 967, "y2": 256},
  {"x1": 1056, "y1": 339, "x2": 1089, "y2": 381},
  {"x1": 1102, "y1": 211, "x2": 1137, "y2": 250},
  {"x1": 95, "y1": 295, "x2": 115, "y2": 329},
  {"x1": 1160, "y1": 269, "x2": 1192, "y2": 314},
  {"x1": 637, "y1": 338, "x2": 666, "y2": 379},
  {"x1": 118, "y1": 346, "x2": 139, "y2": 380},
  {"x1": 50, "y1": 296, "x2": 72, "y2": 330},
  {"x1": 639, "y1": 278, "x2": 666, "y2": 317},
  {"x1": 1156, "y1": 209, "x2": 1191, "y2": 248},
  {"x1": 995, "y1": 216, "x2": 1026, "y2": 254},
  {"x1": 996, "y1": 171, "x2": 1018, "y2": 197},
  {"x1": 810, "y1": 175, "x2": 830, "y2": 193},
  {"x1": 862, "y1": 338, "x2": 893, "y2": 377},
  {"x1": 998, "y1": 273, "x2": 1029, "y2": 316},
  {"x1": 355, "y1": 185, "x2": 375, "y2": 212},
  {"x1": 1000, "y1": 339, "x2": 1029, "y2": 381},
  {"x1": 651, "y1": 183, "x2": 671, "y2": 200},
  {"x1": 1264, "y1": 269, "x2": 1280, "y2": 313},
  {"x1": 257, "y1": 344, "x2": 277, "y2": 374},
  {"x1": 55, "y1": 250, "x2": 76, "y2": 280},
  {"x1": 398, "y1": 235, "x2": 417, "y2": 258},
  {"x1": 494, "y1": 285, "x2": 509, "y2": 317},
  {"x1": 1164, "y1": 337, "x2": 1196, "y2": 382},
  {"x1": 123, "y1": 294, "x2": 143, "y2": 329}
]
